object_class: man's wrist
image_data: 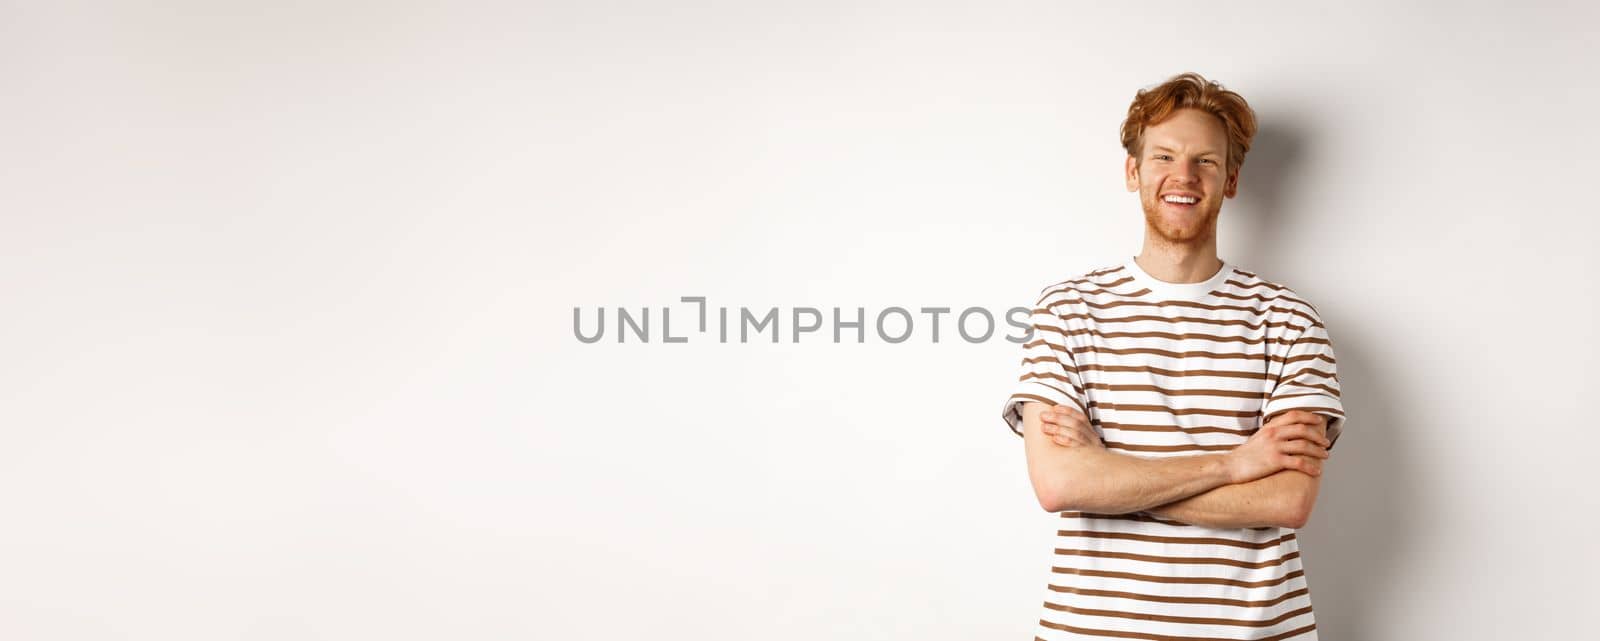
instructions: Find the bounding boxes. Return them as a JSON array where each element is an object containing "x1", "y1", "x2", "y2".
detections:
[{"x1": 1214, "y1": 452, "x2": 1241, "y2": 485}]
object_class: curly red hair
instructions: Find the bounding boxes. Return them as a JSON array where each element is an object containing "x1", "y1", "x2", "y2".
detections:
[{"x1": 1120, "y1": 72, "x2": 1258, "y2": 176}]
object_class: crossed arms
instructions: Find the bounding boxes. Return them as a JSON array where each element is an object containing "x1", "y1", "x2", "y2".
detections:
[{"x1": 1018, "y1": 402, "x2": 1332, "y2": 529}]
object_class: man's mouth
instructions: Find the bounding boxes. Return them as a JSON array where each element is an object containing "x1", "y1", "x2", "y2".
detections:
[{"x1": 1161, "y1": 193, "x2": 1200, "y2": 208}]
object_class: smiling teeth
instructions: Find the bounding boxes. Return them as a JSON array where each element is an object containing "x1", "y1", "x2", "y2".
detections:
[{"x1": 1163, "y1": 195, "x2": 1198, "y2": 204}]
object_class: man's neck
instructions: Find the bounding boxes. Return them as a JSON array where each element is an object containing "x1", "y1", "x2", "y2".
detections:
[{"x1": 1133, "y1": 245, "x2": 1224, "y2": 284}]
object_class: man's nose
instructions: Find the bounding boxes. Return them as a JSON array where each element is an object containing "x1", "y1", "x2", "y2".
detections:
[{"x1": 1171, "y1": 161, "x2": 1198, "y2": 184}]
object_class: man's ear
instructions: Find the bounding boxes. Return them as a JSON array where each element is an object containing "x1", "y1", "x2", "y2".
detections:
[
  {"x1": 1223, "y1": 166, "x2": 1240, "y2": 198},
  {"x1": 1124, "y1": 155, "x2": 1139, "y2": 192}
]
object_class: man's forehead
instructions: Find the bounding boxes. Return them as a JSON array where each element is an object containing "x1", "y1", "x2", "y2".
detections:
[
  {"x1": 1148, "y1": 108, "x2": 1226, "y2": 136},
  {"x1": 1148, "y1": 140, "x2": 1225, "y2": 155},
  {"x1": 1145, "y1": 125, "x2": 1227, "y2": 154}
]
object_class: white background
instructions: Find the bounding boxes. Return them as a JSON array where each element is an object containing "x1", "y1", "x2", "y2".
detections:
[{"x1": 3, "y1": 1, "x2": 1597, "y2": 639}]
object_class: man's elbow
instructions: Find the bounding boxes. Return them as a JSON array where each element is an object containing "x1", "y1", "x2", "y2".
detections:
[
  {"x1": 1279, "y1": 505, "x2": 1311, "y2": 530},
  {"x1": 1031, "y1": 477, "x2": 1068, "y2": 513},
  {"x1": 1032, "y1": 467, "x2": 1102, "y2": 514},
  {"x1": 1277, "y1": 482, "x2": 1320, "y2": 529},
  {"x1": 1029, "y1": 467, "x2": 1086, "y2": 513},
  {"x1": 1035, "y1": 488, "x2": 1060, "y2": 513}
]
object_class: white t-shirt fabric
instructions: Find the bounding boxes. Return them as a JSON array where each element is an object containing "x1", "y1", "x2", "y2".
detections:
[{"x1": 1001, "y1": 256, "x2": 1346, "y2": 640}]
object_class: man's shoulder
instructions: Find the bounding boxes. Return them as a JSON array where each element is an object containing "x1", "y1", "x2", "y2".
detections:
[
  {"x1": 1225, "y1": 266, "x2": 1326, "y2": 319},
  {"x1": 1030, "y1": 261, "x2": 1129, "y2": 305}
]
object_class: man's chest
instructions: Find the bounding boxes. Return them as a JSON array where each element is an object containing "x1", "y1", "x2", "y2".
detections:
[{"x1": 1068, "y1": 303, "x2": 1288, "y2": 450}]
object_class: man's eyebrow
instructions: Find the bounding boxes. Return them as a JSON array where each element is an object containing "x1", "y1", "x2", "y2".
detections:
[{"x1": 1149, "y1": 145, "x2": 1223, "y2": 156}]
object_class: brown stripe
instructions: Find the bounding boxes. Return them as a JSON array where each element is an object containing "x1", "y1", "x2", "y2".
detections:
[
  {"x1": 1047, "y1": 584, "x2": 1310, "y2": 608},
  {"x1": 1044, "y1": 601, "x2": 1314, "y2": 628},
  {"x1": 1020, "y1": 371, "x2": 1077, "y2": 384},
  {"x1": 1062, "y1": 297, "x2": 1321, "y2": 328},
  {"x1": 1038, "y1": 269, "x2": 1130, "y2": 298},
  {"x1": 1048, "y1": 285, "x2": 1140, "y2": 298},
  {"x1": 1089, "y1": 401, "x2": 1260, "y2": 419},
  {"x1": 1219, "y1": 278, "x2": 1317, "y2": 309},
  {"x1": 1053, "y1": 548, "x2": 1301, "y2": 570},
  {"x1": 1097, "y1": 420, "x2": 1253, "y2": 437},
  {"x1": 1038, "y1": 309, "x2": 1314, "y2": 335},
  {"x1": 1273, "y1": 386, "x2": 1337, "y2": 402},
  {"x1": 1106, "y1": 441, "x2": 1237, "y2": 453},
  {"x1": 1009, "y1": 392, "x2": 1089, "y2": 417},
  {"x1": 1269, "y1": 392, "x2": 1338, "y2": 402},
  {"x1": 1064, "y1": 344, "x2": 1285, "y2": 361},
  {"x1": 1219, "y1": 275, "x2": 1312, "y2": 297},
  {"x1": 1029, "y1": 342, "x2": 1266, "y2": 364},
  {"x1": 1060, "y1": 511, "x2": 1195, "y2": 527},
  {"x1": 1211, "y1": 289, "x2": 1315, "y2": 312},
  {"x1": 1039, "y1": 617, "x2": 1316, "y2": 640},
  {"x1": 1265, "y1": 405, "x2": 1346, "y2": 420},
  {"x1": 1035, "y1": 324, "x2": 1314, "y2": 349},
  {"x1": 1030, "y1": 380, "x2": 1089, "y2": 404},
  {"x1": 1273, "y1": 379, "x2": 1341, "y2": 396},
  {"x1": 1056, "y1": 529, "x2": 1296, "y2": 550},
  {"x1": 1019, "y1": 372, "x2": 1089, "y2": 400},
  {"x1": 1021, "y1": 351, "x2": 1082, "y2": 368},
  {"x1": 1093, "y1": 266, "x2": 1132, "y2": 275},
  {"x1": 1085, "y1": 382, "x2": 1269, "y2": 400},
  {"x1": 1278, "y1": 365, "x2": 1337, "y2": 381},
  {"x1": 1028, "y1": 360, "x2": 1271, "y2": 382},
  {"x1": 1282, "y1": 352, "x2": 1337, "y2": 366},
  {"x1": 1038, "y1": 281, "x2": 1140, "y2": 301},
  {"x1": 1024, "y1": 338, "x2": 1313, "y2": 366},
  {"x1": 1008, "y1": 393, "x2": 1057, "y2": 407},
  {"x1": 1051, "y1": 566, "x2": 1306, "y2": 589},
  {"x1": 1017, "y1": 369, "x2": 1085, "y2": 390}
]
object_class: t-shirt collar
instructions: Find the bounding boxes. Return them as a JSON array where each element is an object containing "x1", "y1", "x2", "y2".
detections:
[{"x1": 1122, "y1": 255, "x2": 1234, "y2": 301}]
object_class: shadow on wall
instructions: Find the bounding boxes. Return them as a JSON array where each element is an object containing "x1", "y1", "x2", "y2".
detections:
[
  {"x1": 1230, "y1": 123, "x2": 1302, "y2": 267},
  {"x1": 1232, "y1": 118, "x2": 1419, "y2": 640}
]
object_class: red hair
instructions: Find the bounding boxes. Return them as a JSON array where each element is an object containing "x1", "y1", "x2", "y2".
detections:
[{"x1": 1120, "y1": 72, "x2": 1258, "y2": 176}]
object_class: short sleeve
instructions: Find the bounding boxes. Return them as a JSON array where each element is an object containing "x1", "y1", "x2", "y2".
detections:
[
  {"x1": 1000, "y1": 295, "x2": 1089, "y2": 438},
  {"x1": 1260, "y1": 305, "x2": 1347, "y2": 450}
]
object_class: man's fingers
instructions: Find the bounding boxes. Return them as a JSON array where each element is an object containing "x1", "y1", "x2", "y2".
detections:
[
  {"x1": 1281, "y1": 439, "x2": 1330, "y2": 459},
  {"x1": 1043, "y1": 422, "x2": 1096, "y2": 448},
  {"x1": 1275, "y1": 423, "x2": 1331, "y2": 448},
  {"x1": 1279, "y1": 454, "x2": 1322, "y2": 475},
  {"x1": 1037, "y1": 404, "x2": 1099, "y2": 449},
  {"x1": 1043, "y1": 405, "x2": 1086, "y2": 426},
  {"x1": 1047, "y1": 430, "x2": 1078, "y2": 447},
  {"x1": 1289, "y1": 456, "x2": 1323, "y2": 476}
]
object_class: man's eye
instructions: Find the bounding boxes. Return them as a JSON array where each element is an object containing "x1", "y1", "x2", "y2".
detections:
[{"x1": 1200, "y1": 159, "x2": 1214, "y2": 165}]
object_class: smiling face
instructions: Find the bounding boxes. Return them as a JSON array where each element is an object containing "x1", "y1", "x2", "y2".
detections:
[{"x1": 1124, "y1": 108, "x2": 1240, "y2": 245}]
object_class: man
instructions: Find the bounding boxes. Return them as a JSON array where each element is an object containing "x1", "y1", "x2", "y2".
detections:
[{"x1": 1000, "y1": 72, "x2": 1347, "y2": 640}]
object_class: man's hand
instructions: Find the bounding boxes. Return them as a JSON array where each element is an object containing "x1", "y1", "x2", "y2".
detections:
[
  {"x1": 1038, "y1": 404, "x2": 1103, "y2": 449},
  {"x1": 1224, "y1": 410, "x2": 1330, "y2": 483}
]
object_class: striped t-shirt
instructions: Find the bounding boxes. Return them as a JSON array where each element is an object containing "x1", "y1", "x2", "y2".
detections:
[{"x1": 1000, "y1": 256, "x2": 1346, "y2": 641}]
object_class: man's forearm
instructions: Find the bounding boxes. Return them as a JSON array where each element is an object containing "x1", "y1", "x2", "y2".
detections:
[
  {"x1": 1144, "y1": 468, "x2": 1318, "y2": 529},
  {"x1": 1049, "y1": 447, "x2": 1235, "y2": 515}
]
